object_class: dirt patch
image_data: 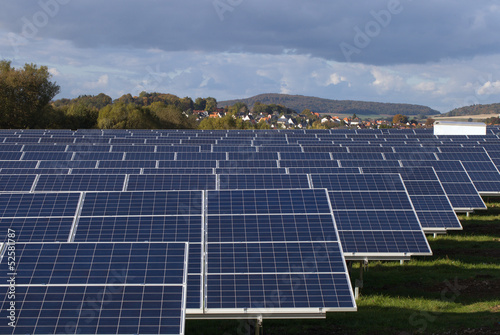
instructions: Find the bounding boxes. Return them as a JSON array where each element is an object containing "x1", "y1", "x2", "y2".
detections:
[{"x1": 426, "y1": 275, "x2": 500, "y2": 299}]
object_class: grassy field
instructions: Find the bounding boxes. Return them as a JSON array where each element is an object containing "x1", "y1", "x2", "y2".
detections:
[{"x1": 186, "y1": 198, "x2": 500, "y2": 335}]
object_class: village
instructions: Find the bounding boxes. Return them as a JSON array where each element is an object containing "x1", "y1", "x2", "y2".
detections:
[{"x1": 191, "y1": 108, "x2": 428, "y2": 129}]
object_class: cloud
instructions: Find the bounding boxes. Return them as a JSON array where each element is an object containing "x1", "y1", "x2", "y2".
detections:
[
  {"x1": 2, "y1": 1, "x2": 500, "y2": 65},
  {"x1": 477, "y1": 81, "x2": 500, "y2": 95},
  {"x1": 83, "y1": 74, "x2": 108, "y2": 90}
]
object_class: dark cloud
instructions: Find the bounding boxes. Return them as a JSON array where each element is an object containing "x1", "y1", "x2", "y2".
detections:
[{"x1": 2, "y1": 0, "x2": 500, "y2": 65}]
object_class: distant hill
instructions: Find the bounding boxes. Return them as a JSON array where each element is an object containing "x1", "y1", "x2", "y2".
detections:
[
  {"x1": 441, "y1": 103, "x2": 500, "y2": 117},
  {"x1": 218, "y1": 93, "x2": 440, "y2": 117}
]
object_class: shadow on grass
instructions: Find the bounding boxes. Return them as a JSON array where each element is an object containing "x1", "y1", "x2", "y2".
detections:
[{"x1": 185, "y1": 306, "x2": 500, "y2": 335}]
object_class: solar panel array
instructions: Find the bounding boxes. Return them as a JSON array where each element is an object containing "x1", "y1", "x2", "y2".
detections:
[{"x1": 1, "y1": 128, "x2": 500, "y2": 332}]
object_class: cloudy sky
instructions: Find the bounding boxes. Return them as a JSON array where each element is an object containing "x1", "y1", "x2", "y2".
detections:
[{"x1": 1, "y1": 0, "x2": 500, "y2": 112}]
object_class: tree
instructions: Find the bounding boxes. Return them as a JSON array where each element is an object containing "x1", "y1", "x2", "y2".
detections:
[
  {"x1": 194, "y1": 97, "x2": 206, "y2": 110},
  {"x1": 0, "y1": 60, "x2": 60, "y2": 128},
  {"x1": 425, "y1": 118, "x2": 435, "y2": 127},
  {"x1": 392, "y1": 114, "x2": 408, "y2": 125},
  {"x1": 205, "y1": 97, "x2": 217, "y2": 112}
]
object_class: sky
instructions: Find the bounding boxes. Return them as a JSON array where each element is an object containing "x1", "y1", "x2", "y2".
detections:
[{"x1": 1, "y1": 0, "x2": 500, "y2": 113}]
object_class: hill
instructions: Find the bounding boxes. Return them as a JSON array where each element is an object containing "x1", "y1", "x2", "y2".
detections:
[
  {"x1": 218, "y1": 93, "x2": 440, "y2": 117},
  {"x1": 441, "y1": 103, "x2": 500, "y2": 117}
]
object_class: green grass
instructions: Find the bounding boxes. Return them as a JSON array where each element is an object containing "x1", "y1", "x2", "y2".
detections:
[{"x1": 186, "y1": 200, "x2": 500, "y2": 335}]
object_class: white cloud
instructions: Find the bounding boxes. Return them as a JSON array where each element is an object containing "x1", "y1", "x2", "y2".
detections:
[
  {"x1": 48, "y1": 67, "x2": 60, "y2": 76},
  {"x1": 370, "y1": 68, "x2": 405, "y2": 92},
  {"x1": 477, "y1": 80, "x2": 500, "y2": 95},
  {"x1": 83, "y1": 74, "x2": 109, "y2": 90},
  {"x1": 326, "y1": 73, "x2": 347, "y2": 86}
]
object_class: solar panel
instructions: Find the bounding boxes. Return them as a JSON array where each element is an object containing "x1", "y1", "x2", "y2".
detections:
[
  {"x1": 329, "y1": 191, "x2": 413, "y2": 210},
  {"x1": 22, "y1": 152, "x2": 73, "y2": 161},
  {"x1": 80, "y1": 191, "x2": 202, "y2": 216},
  {"x1": 35, "y1": 175, "x2": 126, "y2": 192},
  {"x1": 22, "y1": 144, "x2": 67, "y2": 152},
  {"x1": 144, "y1": 168, "x2": 214, "y2": 175},
  {"x1": 0, "y1": 175, "x2": 36, "y2": 192},
  {"x1": 311, "y1": 174, "x2": 405, "y2": 191},
  {"x1": 216, "y1": 168, "x2": 286, "y2": 175},
  {"x1": 0, "y1": 283, "x2": 185, "y2": 335},
  {"x1": 38, "y1": 160, "x2": 97, "y2": 169},
  {"x1": 288, "y1": 167, "x2": 361, "y2": 174},
  {"x1": 279, "y1": 160, "x2": 339, "y2": 168},
  {"x1": 207, "y1": 189, "x2": 331, "y2": 215},
  {"x1": 125, "y1": 152, "x2": 175, "y2": 161},
  {"x1": 127, "y1": 175, "x2": 216, "y2": 191},
  {"x1": 219, "y1": 174, "x2": 310, "y2": 190},
  {"x1": 0, "y1": 217, "x2": 73, "y2": 242},
  {"x1": 71, "y1": 168, "x2": 141, "y2": 175},
  {"x1": 339, "y1": 160, "x2": 401, "y2": 168},
  {"x1": 158, "y1": 161, "x2": 217, "y2": 168},
  {"x1": 0, "y1": 193, "x2": 80, "y2": 217},
  {"x1": 205, "y1": 189, "x2": 356, "y2": 314},
  {"x1": 218, "y1": 160, "x2": 278, "y2": 168}
]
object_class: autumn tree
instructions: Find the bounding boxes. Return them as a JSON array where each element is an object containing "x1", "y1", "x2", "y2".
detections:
[
  {"x1": 0, "y1": 60, "x2": 60, "y2": 128},
  {"x1": 392, "y1": 114, "x2": 408, "y2": 124}
]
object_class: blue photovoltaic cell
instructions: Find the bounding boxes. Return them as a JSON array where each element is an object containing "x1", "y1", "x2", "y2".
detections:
[
  {"x1": 280, "y1": 152, "x2": 331, "y2": 160},
  {"x1": 73, "y1": 152, "x2": 124, "y2": 161},
  {"x1": 467, "y1": 172, "x2": 500, "y2": 182},
  {"x1": 22, "y1": 152, "x2": 73, "y2": 161},
  {"x1": 403, "y1": 180, "x2": 446, "y2": 196},
  {"x1": 216, "y1": 168, "x2": 286, "y2": 175},
  {"x1": 228, "y1": 152, "x2": 278, "y2": 160},
  {"x1": 435, "y1": 171, "x2": 472, "y2": 183},
  {"x1": 416, "y1": 211, "x2": 462, "y2": 229},
  {"x1": 111, "y1": 145, "x2": 155, "y2": 152},
  {"x1": 144, "y1": 168, "x2": 214, "y2": 175},
  {"x1": 410, "y1": 195, "x2": 454, "y2": 211},
  {"x1": 0, "y1": 285, "x2": 185, "y2": 335},
  {"x1": 461, "y1": 161, "x2": 499, "y2": 172},
  {"x1": 0, "y1": 242, "x2": 186, "y2": 285},
  {"x1": 0, "y1": 152, "x2": 22, "y2": 160},
  {"x1": 158, "y1": 160, "x2": 217, "y2": 168},
  {"x1": 66, "y1": 145, "x2": 111, "y2": 152},
  {"x1": 187, "y1": 275, "x2": 202, "y2": 309},
  {"x1": 330, "y1": 153, "x2": 385, "y2": 160},
  {"x1": 127, "y1": 174, "x2": 216, "y2": 191},
  {"x1": 446, "y1": 195, "x2": 487, "y2": 209},
  {"x1": 177, "y1": 152, "x2": 226, "y2": 160},
  {"x1": 218, "y1": 174, "x2": 310, "y2": 190},
  {"x1": 288, "y1": 167, "x2": 361, "y2": 174},
  {"x1": 207, "y1": 242, "x2": 345, "y2": 274},
  {"x1": 207, "y1": 189, "x2": 331, "y2": 215},
  {"x1": 212, "y1": 146, "x2": 257, "y2": 152},
  {"x1": 218, "y1": 160, "x2": 278, "y2": 168},
  {"x1": 98, "y1": 160, "x2": 157, "y2": 168},
  {"x1": 329, "y1": 191, "x2": 413, "y2": 210},
  {"x1": 0, "y1": 217, "x2": 73, "y2": 242},
  {"x1": 0, "y1": 144, "x2": 22, "y2": 151},
  {"x1": 0, "y1": 161, "x2": 37, "y2": 169},
  {"x1": 333, "y1": 211, "x2": 422, "y2": 231},
  {"x1": 74, "y1": 216, "x2": 202, "y2": 243},
  {"x1": 311, "y1": 174, "x2": 405, "y2": 191},
  {"x1": 22, "y1": 144, "x2": 67, "y2": 152},
  {"x1": 0, "y1": 168, "x2": 70, "y2": 175},
  {"x1": 38, "y1": 160, "x2": 97, "y2": 169},
  {"x1": 0, "y1": 174, "x2": 36, "y2": 192},
  {"x1": 71, "y1": 168, "x2": 141, "y2": 175},
  {"x1": 206, "y1": 273, "x2": 354, "y2": 309},
  {"x1": 35, "y1": 174, "x2": 126, "y2": 192},
  {"x1": 0, "y1": 193, "x2": 80, "y2": 217},
  {"x1": 125, "y1": 152, "x2": 175, "y2": 160},
  {"x1": 362, "y1": 167, "x2": 438, "y2": 181},
  {"x1": 156, "y1": 146, "x2": 201, "y2": 152},
  {"x1": 80, "y1": 191, "x2": 202, "y2": 216},
  {"x1": 337, "y1": 231, "x2": 431, "y2": 254},
  {"x1": 437, "y1": 152, "x2": 491, "y2": 162},
  {"x1": 279, "y1": 160, "x2": 339, "y2": 168},
  {"x1": 206, "y1": 214, "x2": 338, "y2": 243},
  {"x1": 472, "y1": 182, "x2": 500, "y2": 193},
  {"x1": 442, "y1": 183, "x2": 480, "y2": 195},
  {"x1": 384, "y1": 153, "x2": 437, "y2": 160},
  {"x1": 339, "y1": 160, "x2": 401, "y2": 168}
]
